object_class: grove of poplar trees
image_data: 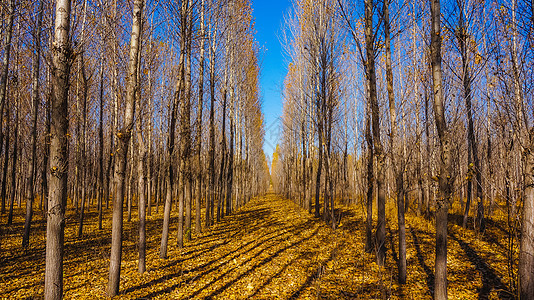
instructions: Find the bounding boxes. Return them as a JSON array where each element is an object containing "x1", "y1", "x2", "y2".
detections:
[
  {"x1": 2, "y1": 0, "x2": 534, "y2": 298},
  {"x1": 273, "y1": 0, "x2": 533, "y2": 299},
  {"x1": 0, "y1": 0, "x2": 269, "y2": 298}
]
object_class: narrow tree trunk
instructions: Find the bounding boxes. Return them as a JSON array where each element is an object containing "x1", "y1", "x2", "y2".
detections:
[
  {"x1": 7, "y1": 104, "x2": 18, "y2": 226},
  {"x1": 1, "y1": 105, "x2": 10, "y2": 215},
  {"x1": 160, "y1": 47, "x2": 184, "y2": 258},
  {"x1": 22, "y1": 0, "x2": 44, "y2": 248},
  {"x1": 364, "y1": 115, "x2": 374, "y2": 253},
  {"x1": 217, "y1": 89, "x2": 228, "y2": 222},
  {"x1": 0, "y1": 0, "x2": 15, "y2": 159},
  {"x1": 136, "y1": 38, "x2": 147, "y2": 274},
  {"x1": 179, "y1": 0, "x2": 193, "y2": 246},
  {"x1": 108, "y1": 0, "x2": 143, "y2": 295},
  {"x1": 226, "y1": 116, "x2": 235, "y2": 216},
  {"x1": 315, "y1": 120, "x2": 323, "y2": 219},
  {"x1": 77, "y1": 57, "x2": 88, "y2": 238},
  {"x1": 137, "y1": 128, "x2": 147, "y2": 274},
  {"x1": 97, "y1": 29, "x2": 105, "y2": 230},
  {"x1": 383, "y1": 0, "x2": 406, "y2": 283},
  {"x1": 430, "y1": 0, "x2": 451, "y2": 298},
  {"x1": 365, "y1": 0, "x2": 386, "y2": 266},
  {"x1": 41, "y1": 65, "x2": 52, "y2": 218},
  {"x1": 195, "y1": 0, "x2": 206, "y2": 235},
  {"x1": 207, "y1": 23, "x2": 216, "y2": 228}
]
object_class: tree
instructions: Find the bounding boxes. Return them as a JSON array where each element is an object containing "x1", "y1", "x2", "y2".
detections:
[
  {"x1": 22, "y1": 0, "x2": 44, "y2": 248},
  {"x1": 383, "y1": 0, "x2": 406, "y2": 283},
  {"x1": 430, "y1": 0, "x2": 452, "y2": 298},
  {"x1": 364, "y1": 0, "x2": 386, "y2": 266},
  {"x1": 108, "y1": 0, "x2": 144, "y2": 295},
  {"x1": 0, "y1": 0, "x2": 15, "y2": 181},
  {"x1": 44, "y1": 0, "x2": 72, "y2": 297},
  {"x1": 195, "y1": 0, "x2": 206, "y2": 236}
]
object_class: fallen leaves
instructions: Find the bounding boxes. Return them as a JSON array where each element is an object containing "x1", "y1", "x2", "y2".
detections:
[{"x1": 0, "y1": 195, "x2": 516, "y2": 299}]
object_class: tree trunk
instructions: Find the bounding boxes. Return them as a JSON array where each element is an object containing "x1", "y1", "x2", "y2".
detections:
[
  {"x1": 520, "y1": 132, "x2": 534, "y2": 300},
  {"x1": 22, "y1": 0, "x2": 44, "y2": 248},
  {"x1": 1, "y1": 104, "x2": 10, "y2": 216},
  {"x1": 364, "y1": 114, "x2": 374, "y2": 253},
  {"x1": 315, "y1": 119, "x2": 323, "y2": 218},
  {"x1": 97, "y1": 28, "x2": 105, "y2": 230},
  {"x1": 7, "y1": 102, "x2": 18, "y2": 226},
  {"x1": 107, "y1": 0, "x2": 143, "y2": 295},
  {"x1": 179, "y1": 0, "x2": 193, "y2": 246},
  {"x1": 383, "y1": 0, "x2": 406, "y2": 283},
  {"x1": 137, "y1": 127, "x2": 147, "y2": 274},
  {"x1": 217, "y1": 88, "x2": 228, "y2": 222},
  {"x1": 0, "y1": 0, "x2": 15, "y2": 160},
  {"x1": 226, "y1": 115, "x2": 234, "y2": 216},
  {"x1": 41, "y1": 64, "x2": 52, "y2": 218},
  {"x1": 430, "y1": 0, "x2": 451, "y2": 298},
  {"x1": 160, "y1": 46, "x2": 184, "y2": 258},
  {"x1": 207, "y1": 21, "x2": 216, "y2": 228},
  {"x1": 195, "y1": 0, "x2": 206, "y2": 235},
  {"x1": 136, "y1": 37, "x2": 147, "y2": 274},
  {"x1": 44, "y1": 0, "x2": 72, "y2": 297},
  {"x1": 365, "y1": 0, "x2": 386, "y2": 266}
]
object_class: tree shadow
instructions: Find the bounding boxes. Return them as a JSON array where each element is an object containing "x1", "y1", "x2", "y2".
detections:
[
  {"x1": 125, "y1": 207, "x2": 288, "y2": 296},
  {"x1": 450, "y1": 233, "x2": 513, "y2": 300},
  {"x1": 204, "y1": 226, "x2": 320, "y2": 299},
  {"x1": 409, "y1": 226, "x2": 434, "y2": 298},
  {"x1": 137, "y1": 219, "x2": 316, "y2": 299},
  {"x1": 288, "y1": 242, "x2": 339, "y2": 299}
]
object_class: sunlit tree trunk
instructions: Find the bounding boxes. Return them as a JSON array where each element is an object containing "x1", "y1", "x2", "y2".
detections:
[
  {"x1": 383, "y1": 0, "x2": 406, "y2": 283},
  {"x1": 44, "y1": 0, "x2": 72, "y2": 297},
  {"x1": 195, "y1": 0, "x2": 206, "y2": 235},
  {"x1": 365, "y1": 0, "x2": 386, "y2": 266},
  {"x1": 0, "y1": 0, "x2": 15, "y2": 161},
  {"x1": 207, "y1": 16, "x2": 216, "y2": 228},
  {"x1": 108, "y1": 0, "x2": 143, "y2": 295},
  {"x1": 22, "y1": 0, "x2": 44, "y2": 248},
  {"x1": 430, "y1": 0, "x2": 451, "y2": 298}
]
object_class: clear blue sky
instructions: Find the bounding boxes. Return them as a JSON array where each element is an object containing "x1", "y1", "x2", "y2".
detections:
[{"x1": 251, "y1": 0, "x2": 291, "y2": 160}]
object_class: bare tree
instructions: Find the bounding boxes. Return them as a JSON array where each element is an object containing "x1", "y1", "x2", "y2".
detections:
[
  {"x1": 44, "y1": 0, "x2": 72, "y2": 297},
  {"x1": 22, "y1": 0, "x2": 45, "y2": 248},
  {"x1": 107, "y1": 0, "x2": 144, "y2": 295},
  {"x1": 430, "y1": 0, "x2": 452, "y2": 298}
]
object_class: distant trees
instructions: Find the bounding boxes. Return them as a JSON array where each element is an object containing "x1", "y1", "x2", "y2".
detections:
[
  {"x1": 278, "y1": 0, "x2": 344, "y2": 229},
  {"x1": 276, "y1": 0, "x2": 534, "y2": 298}
]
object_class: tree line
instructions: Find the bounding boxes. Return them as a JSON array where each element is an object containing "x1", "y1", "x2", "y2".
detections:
[
  {"x1": 272, "y1": 0, "x2": 533, "y2": 299},
  {"x1": 0, "y1": 0, "x2": 270, "y2": 298}
]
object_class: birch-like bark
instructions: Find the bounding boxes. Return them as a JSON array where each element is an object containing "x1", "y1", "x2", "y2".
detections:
[{"x1": 44, "y1": 0, "x2": 72, "y2": 297}]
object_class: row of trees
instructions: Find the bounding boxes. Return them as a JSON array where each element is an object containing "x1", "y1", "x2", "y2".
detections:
[
  {"x1": 272, "y1": 0, "x2": 533, "y2": 298},
  {"x1": 0, "y1": 0, "x2": 269, "y2": 298}
]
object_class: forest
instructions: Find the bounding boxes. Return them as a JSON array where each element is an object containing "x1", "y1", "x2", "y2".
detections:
[{"x1": 0, "y1": 0, "x2": 533, "y2": 299}]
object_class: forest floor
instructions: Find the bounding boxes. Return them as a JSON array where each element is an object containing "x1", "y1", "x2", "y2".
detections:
[{"x1": 0, "y1": 193, "x2": 517, "y2": 299}]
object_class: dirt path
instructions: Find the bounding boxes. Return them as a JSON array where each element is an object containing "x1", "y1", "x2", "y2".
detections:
[{"x1": 125, "y1": 194, "x2": 341, "y2": 299}]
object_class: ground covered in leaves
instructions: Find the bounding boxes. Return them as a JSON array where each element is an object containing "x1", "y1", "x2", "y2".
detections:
[{"x1": 0, "y1": 194, "x2": 517, "y2": 299}]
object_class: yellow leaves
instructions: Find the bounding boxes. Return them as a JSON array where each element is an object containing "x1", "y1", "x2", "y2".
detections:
[{"x1": 0, "y1": 192, "x2": 516, "y2": 299}]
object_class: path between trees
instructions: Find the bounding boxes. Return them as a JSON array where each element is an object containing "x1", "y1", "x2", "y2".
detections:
[
  {"x1": 125, "y1": 193, "x2": 347, "y2": 299},
  {"x1": 1, "y1": 193, "x2": 514, "y2": 299}
]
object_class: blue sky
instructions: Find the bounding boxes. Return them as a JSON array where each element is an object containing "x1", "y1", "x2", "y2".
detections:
[{"x1": 251, "y1": 0, "x2": 292, "y2": 161}]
